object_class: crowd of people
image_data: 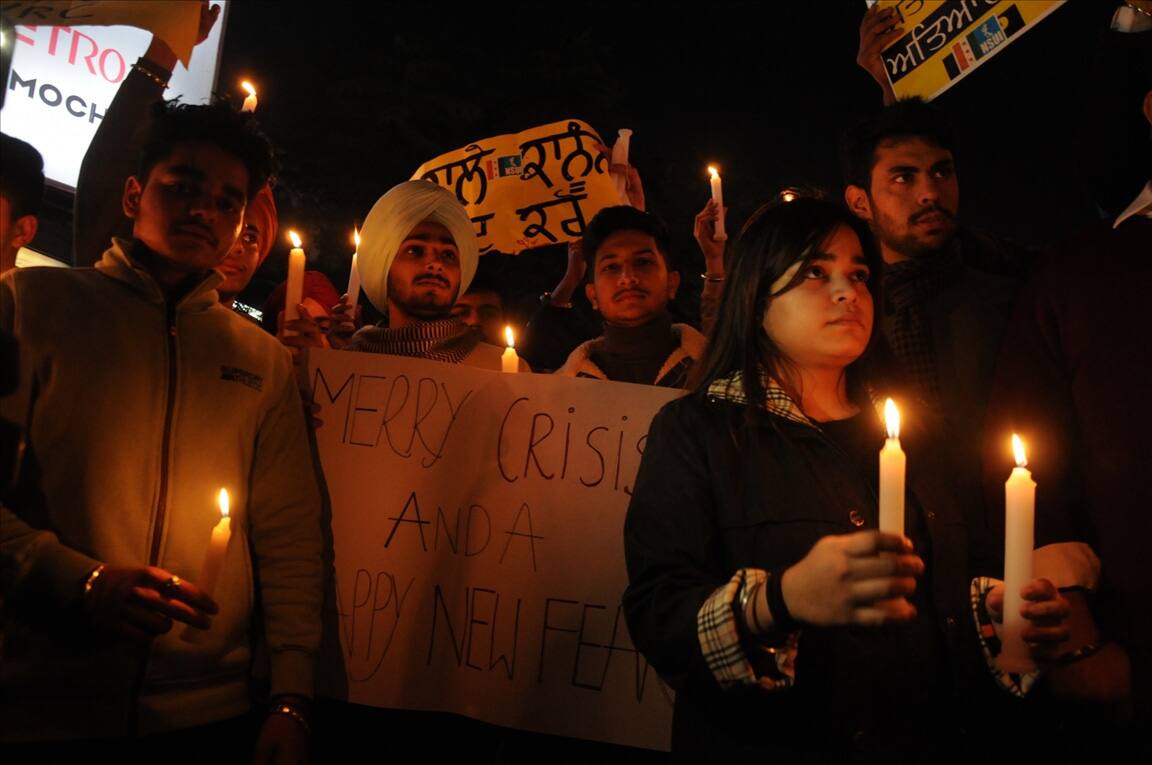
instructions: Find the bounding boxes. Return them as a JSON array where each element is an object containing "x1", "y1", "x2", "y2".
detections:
[{"x1": 1, "y1": 1, "x2": 1150, "y2": 762}]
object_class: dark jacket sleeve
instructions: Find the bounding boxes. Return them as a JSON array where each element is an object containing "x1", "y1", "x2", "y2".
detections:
[{"x1": 623, "y1": 397, "x2": 729, "y2": 694}]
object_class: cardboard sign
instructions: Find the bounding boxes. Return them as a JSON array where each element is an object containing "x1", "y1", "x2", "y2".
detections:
[
  {"x1": 309, "y1": 349, "x2": 679, "y2": 751},
  {"x1": 878, "y1": 0, "x2": 1063, "y2": 101},
  {"x1": 412, "y1": 119, "x2": 622, "y2": 255}
]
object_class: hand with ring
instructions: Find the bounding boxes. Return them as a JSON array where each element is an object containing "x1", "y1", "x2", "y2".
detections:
[{"x1": 83, "y1": 565, "x2": 219, "y2": 642}]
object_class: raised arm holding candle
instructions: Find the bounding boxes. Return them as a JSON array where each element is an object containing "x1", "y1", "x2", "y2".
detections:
[{"x1": 707, "y1": 165, "x2": 727, "y2": 241}]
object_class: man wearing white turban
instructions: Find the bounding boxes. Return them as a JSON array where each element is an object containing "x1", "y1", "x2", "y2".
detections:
[{"x1": 341, "y1": 181, "x2": 527, "y2": 369}]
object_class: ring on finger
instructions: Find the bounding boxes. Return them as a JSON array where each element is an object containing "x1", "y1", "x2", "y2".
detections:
[{"x1": 161, "y1": 575, "x2": 182, "y2": 598}]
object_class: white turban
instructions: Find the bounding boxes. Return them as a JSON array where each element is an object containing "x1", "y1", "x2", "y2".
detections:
[{"x1": 357, "y1": 180, "x2": 479, "y2": 311}]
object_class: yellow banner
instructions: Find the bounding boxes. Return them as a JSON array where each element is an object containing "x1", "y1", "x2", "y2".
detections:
[
  {"x1": 411, "y1": 119, "x2": 622, "y2": 255},
  {"x1": 878, "y1": 0, "x2": 1064, "y2": 101},
  {"x1": 0, "y1": 0, "x2": 201, "y2": 65}
]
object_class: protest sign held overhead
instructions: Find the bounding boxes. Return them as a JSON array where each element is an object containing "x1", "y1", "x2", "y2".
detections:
[
  {"x1": 876, "y1": 0, "x2": 1063, "y2": 101},
  {"x1": 309, "y1": 349, "x2": 678, "y2": 751},
  {"x1": 412, "y1": 119, "x2": 622, "y2": 255}
]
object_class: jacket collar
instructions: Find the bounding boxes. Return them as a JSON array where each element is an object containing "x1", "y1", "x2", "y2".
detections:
[
  {"x1": 95, "y1": 238, "x2": 223, "y2": 311},
  {"x1": 559, "y1": 322, "x2": 706, "y2": 384},
  {"x1": 706, "y1": 371, "x2": 815, "y2": 429}
]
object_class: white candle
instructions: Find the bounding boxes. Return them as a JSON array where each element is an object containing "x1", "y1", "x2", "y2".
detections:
[
  {"x1": 240, "y1": 81, "x2": 257, "y2": 113},
  {"x1": 285, "y1": 230, "x2": 305, "y2": 334},
  {"x1": 611, "y1": 128, "x2": 633, "y2": 205},
  {"x1": 199, "y1": 488, "x2": 232, "y2": 597},
  {"x1": 708, "y1": 165, "x2": 727, "y2": 241},
  {"x1": 878, "y1": 398, "x2": 905, "y2": 536},
  {"x1": 999, "y1": 434, "x2": 1036, "y2": 673},
  {"x1": 347, "y1": 228, "x2": 362, "y2": 311},
  {"x1": 501, "y1": 326, "x2": 519, "y2": 373}
]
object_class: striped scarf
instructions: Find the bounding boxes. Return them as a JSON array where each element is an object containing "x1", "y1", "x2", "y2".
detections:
[{"x1": 346, "y1": 319, "x2": 479, "y2": 364}]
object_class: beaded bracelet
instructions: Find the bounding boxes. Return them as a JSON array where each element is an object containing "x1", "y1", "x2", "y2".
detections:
[
  {"x1": 269, "y1": 699, "x2": 312, "y2": 736},
  {"x1": 132, "y1": 57, "x2": 171, "y2": 88},
  {"x1": 82, "y1": 563, "x2": 106, "y2": 597}
]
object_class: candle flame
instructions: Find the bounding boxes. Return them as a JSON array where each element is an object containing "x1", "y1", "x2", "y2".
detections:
[
  {"x1": 1012, "y1": 434, "x2": 1028, "y2": 468},
  {"x1": 707, "y1": 165, "x2": 719, "y2": 179},
  {"x1": 780, "y1": 189, "x2": 798, "y2": 203},
  {"x1": 353, "y1": 228, "x2": 361, "y2": 248},
  {"x1": 884, "y1": 398, "x2": 900, "y2": 440},
  {"x1": 288, "y1": 230, "x2": 302, "y2": 248},
  {"x1": 504, "y1": 325, "x2": 515, "y2": 349},
  {"x1": 241, "y1": 80, "x2": 256, "y2": 97},
  {"x1": 217, "y1": 488, "x2": 230, "y2": 519}
]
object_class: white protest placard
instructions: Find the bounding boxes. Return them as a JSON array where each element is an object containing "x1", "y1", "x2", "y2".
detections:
[
  {"x1": 309, "y1": 348, "x2": 678, "y2": 751},
  {"x1": 1, "y1": 0, "x2": 227, "y2": 189}
]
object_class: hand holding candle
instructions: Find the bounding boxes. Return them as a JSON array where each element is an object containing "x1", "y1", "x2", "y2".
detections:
[
  {"x1": 180, "y1": 489, "x2": 231, "y2": 640},
  {"x1": 707, "y1": 165, "x2": 727, "y2": 242},
  {"x1": 999, "y1": 434, "x2": 1036, "y2": 673},
  {"x1": 240, "y1": 80, "x2": 258, "y2": 113},
  {"x1": 502, "y1": 326, "x2": 520, "y2": 373},
  {"x1": 878, "y1": 398, "x2": 905, "y2": 536}
]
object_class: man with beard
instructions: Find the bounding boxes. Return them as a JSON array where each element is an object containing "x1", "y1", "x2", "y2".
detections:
[
  {"x1": 319, "y1": 180, "x2": 528, "y2": 370},
  {"x1": 842, "y1": 97, "x2": 1032, "y2": 561}
]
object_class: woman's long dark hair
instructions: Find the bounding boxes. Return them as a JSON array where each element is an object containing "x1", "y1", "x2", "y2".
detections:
[{"x1": 690, "y1": 195, "x2": 885, "y2": 422}]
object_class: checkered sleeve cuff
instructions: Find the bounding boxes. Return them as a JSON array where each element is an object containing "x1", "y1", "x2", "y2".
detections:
[
  {"x1": 971, "y1": 576, "x2": 1039, "y2": 698},
  {"x1": 698, "y1": 568, "x2": 797, "y2": 691}
]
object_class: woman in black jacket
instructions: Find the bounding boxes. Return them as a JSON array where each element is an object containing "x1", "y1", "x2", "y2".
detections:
[{"x1": 623, "y1": 196, "x2": 1068, "y2": 761}]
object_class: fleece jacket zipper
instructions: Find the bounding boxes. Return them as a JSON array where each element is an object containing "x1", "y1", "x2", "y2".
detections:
[{"x1": 149, "y1": 300, "x2": 179, "y2": 566}]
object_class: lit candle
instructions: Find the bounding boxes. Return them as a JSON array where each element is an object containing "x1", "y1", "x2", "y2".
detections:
[
  {"x1": 199, "y1": 488, "x2": 232, "y2": 597},
  {"x1": 501, "y1": 326, "x2": 519, "y2": 373},
  {"x1": 878, "y1": 398, "x2": 905, "y2": 536},
  {"x1": 347, "y1": 227, "x2": 362, "y2": 311},
  {"x1": 285, "y1": 230, "x2": 305, "y2": 334},
  {"x1": 240, "y1": 80, "x2": 258, "y2": 113},
  {"x1": 708, "y1": 165, "x2": 727, "y2": 241},
  {"x1": 999, "y1": 434, "x2": 1036, "y2": 674},
  {"x1": 611, "y1": 128, "x2": 633, "y2": 205}
]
